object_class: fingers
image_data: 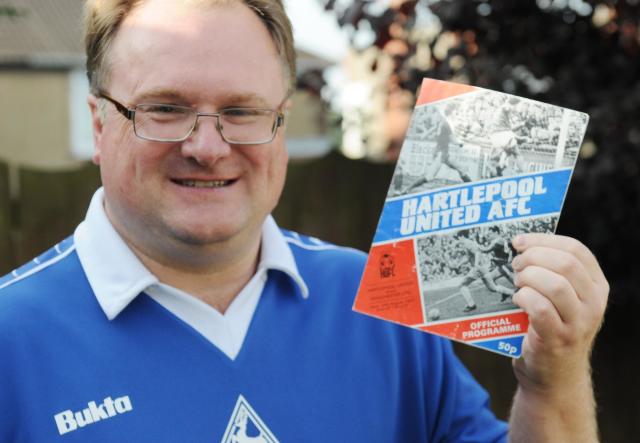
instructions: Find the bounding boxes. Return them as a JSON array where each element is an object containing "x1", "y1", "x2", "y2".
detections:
[
  {"x1": 512, "y1": 233, "x2": 608, "y2": 292},
  {"x1": 511, "y1": 234, "x2": 609, "y2": 316},
  {"x1": 512, "y1": 246, "x2": 593, "y2": 304},
  {"x1": 510, "y1": 234, "x2": 609, "y2": 346},
  {"x1": 512, "y1": 280, "x2": 595, "y2": 356},
  {"x1": 512, "y1": 286, "x2": 565, "y2": 348},
  {"x1": 513, "y1": 264, "x2": 580, "y2": 324}
]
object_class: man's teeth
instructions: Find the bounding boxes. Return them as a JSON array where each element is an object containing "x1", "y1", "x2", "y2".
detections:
[{"x1": 179, "y1": 179, "x2": 229, "y2": 188}]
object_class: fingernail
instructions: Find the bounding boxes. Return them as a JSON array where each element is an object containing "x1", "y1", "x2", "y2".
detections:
[
  {"x1": 512, "y1": 255, "x2": 522, "y2": 271},
  {"x1": 513, "y1": 235, "x2": 525, "y2": 249}
]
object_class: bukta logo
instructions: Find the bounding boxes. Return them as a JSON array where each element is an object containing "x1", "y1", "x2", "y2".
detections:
[{"x1": 53, "y1": 395, "x2": 133, "y2": 435}]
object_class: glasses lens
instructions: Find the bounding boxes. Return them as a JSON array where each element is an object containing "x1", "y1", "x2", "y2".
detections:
[
  {"x1": 134, "y1": 104, "x2": 195, "y2": 141},
  {"x1": 219, "y1": 108, "x2": 277, "y2": 144}
]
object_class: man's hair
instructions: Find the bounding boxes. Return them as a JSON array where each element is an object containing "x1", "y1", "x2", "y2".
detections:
[{"x1": 84, "y1": 0, "x2": 296, "y2": 95}]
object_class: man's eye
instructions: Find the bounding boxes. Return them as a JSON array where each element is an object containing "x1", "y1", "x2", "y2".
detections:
[
  {"x1": 222, "y1": 108, "x2": 269, "y2": 125},
  {"x1": 138, "y1": 105, "x2": 192, "y2": 122},
  {"x1": 223, "y1": 108, "x2": 261, "y2": 117},
  {"x1": 146, "y1": 105, "x2": 180, "y2": 114}
]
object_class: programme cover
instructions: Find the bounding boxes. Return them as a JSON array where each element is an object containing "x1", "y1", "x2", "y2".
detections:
[{"x1": 353, "y1": 78, "x2": 589, "y2": 358}]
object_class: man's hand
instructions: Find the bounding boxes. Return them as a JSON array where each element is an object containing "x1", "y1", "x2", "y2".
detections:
[{"x1": 507, "y1": 233, "x2": 608, "y2": 442}]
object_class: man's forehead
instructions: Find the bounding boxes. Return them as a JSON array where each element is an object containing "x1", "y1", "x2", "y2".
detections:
[
  {"x1": 111, "y1": 0, "x2": 264, "y2": 57},
  {"x1": 128, "y1": 0, "x2": 236, "y2": 13},
  {"x1": 120, "y1": 0, "x2": 240, "y2": 32},
  {"x1": 105, "y1": 0, "x2": 286, "y2": 102},
  {"x1": 111, "y1": 0, "x2": 277, "y2": 62}
]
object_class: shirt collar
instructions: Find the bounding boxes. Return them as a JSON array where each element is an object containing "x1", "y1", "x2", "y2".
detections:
[{"x1": 74, "y1": 188, "x2": 308, "y2": 320}]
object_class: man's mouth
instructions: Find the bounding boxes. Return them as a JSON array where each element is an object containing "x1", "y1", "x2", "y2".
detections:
[{"x1": 172, "y1": 179, "x2": 234, "y2": 188}]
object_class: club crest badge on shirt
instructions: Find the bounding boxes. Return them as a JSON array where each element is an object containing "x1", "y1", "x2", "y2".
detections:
[{"x1": 220, "y1": 395, "x2": 279, "y2": 443}]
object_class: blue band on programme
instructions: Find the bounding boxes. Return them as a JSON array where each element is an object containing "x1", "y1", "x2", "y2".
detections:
[{"x1": 373, "y1": 169, "x2": 571, "y2": 244}]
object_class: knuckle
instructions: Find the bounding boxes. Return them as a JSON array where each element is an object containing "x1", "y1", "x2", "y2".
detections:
[
  {"x1": 555, "y1": 327, "x2": 575, "y2": 346},
  {"x1": 555, "y1": 326, "x2": 576, "y2": 346},
  {"x1": 595, "y1": 295, "x2": 608, "y2": 316},
  {"x1": 530, "y1": 299, "x2": 553, "y2": 321},
  {"x1": 556, "y1": 255, "x2": 578, "y2": 276},
  {"x1": 548, "y1": 278, "x2": 568, "y2": 296},
  {"x1": 564, "y1": 237, "x2": 585, "y2": 256},
  {"x1": 590, "y1": 299, "x2": 607, "y2": 325}
]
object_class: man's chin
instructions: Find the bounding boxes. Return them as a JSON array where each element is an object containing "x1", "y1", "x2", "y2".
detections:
[
  {"x1": 168, "y1": 228, "x2": 236, "y2": 247},
  {"x1": 158, "y1": 213, "x2": 263, "y2": 252}
]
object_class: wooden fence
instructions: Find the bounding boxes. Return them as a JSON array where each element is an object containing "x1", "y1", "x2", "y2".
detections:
[
  {"x1": 0, "y1": 161, "x2": 101, "y2": 270},
  {"x1": 0, "y1": 161, "x2": 11, "y2": 273},
  {"x1": 4, "y1": 152, "x2": 630, "y2": 441}
]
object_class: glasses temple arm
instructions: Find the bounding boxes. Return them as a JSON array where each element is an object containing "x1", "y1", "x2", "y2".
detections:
[{"x1": 97, "y1": 92, "x2": 135, "y2": 120}]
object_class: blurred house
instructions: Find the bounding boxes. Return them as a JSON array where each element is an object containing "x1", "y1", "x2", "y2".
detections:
[
  {"x1": 0, "y1": 0, "x2": 87, "y2": 178},
  {"x1": 286, "y1": 49, "x2": 335, "y2": 159}
]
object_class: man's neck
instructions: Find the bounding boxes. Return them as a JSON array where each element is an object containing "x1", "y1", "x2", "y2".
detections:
[
  {"x1": 112, "y1": 222, "x2": 262, "y2": 314},
  {"x1": 133, "y1": 240, "x2": 261, "y2": 313}
]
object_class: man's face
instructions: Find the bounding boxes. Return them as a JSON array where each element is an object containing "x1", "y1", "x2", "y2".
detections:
[{"x1": 89, "y1": 1, "x2": 289, "y2": 261}]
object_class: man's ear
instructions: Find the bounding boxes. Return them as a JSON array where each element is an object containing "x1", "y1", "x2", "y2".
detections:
[{"x1": 87, "y1": 94, "x2": 104, "y2": 165}]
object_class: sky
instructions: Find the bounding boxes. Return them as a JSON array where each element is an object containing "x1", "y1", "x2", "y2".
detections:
[{"x1": 285, "y1": 0, "x2": 350, "y2": 62}]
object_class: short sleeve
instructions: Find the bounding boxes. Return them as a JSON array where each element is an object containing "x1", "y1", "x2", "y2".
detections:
[{"x1": 430, "y1": 339, "x2": 509, "y2": 443}]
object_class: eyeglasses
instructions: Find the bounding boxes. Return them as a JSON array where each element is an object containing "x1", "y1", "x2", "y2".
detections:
[{"x1": 97, "y1": 92, "x2": 285, "y2": 145}]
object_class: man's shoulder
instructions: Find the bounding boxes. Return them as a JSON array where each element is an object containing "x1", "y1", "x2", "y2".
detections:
[
  {"x1": 0, "y1": 236, "x2": 81, "y2": 307},
  {"x1": 280, "y1": 229, "x2": 367, "y2": 262},
  {"x1": 280, "y1": 229, "x2": 368, "y2": 289}
]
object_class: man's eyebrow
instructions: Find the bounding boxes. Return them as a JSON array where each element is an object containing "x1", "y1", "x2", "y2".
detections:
[
  {"x1": 219, "y1": 92, "x2": 270, "y2": 107},
  {"x1": 134, "y1": 89, "x2": 188, "y2": 103},
  {"x1": 132, "y1": 90, "x2": 271, "y2": 107}
]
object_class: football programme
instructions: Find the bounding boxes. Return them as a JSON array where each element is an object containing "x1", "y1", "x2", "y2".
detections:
[{"x1": 353, "y1": 78, "x2": 589, "y2": 357}]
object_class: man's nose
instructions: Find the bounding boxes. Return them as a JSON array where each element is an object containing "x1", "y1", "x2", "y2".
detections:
[{"x1": 180, "y1": 115, "x2": 231, "y2": 165}]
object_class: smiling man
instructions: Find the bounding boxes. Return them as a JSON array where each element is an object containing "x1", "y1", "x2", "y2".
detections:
[
  {"x1": 87, "y1": 1, "x2": 290, "y2": 314},
  {"x1": 0, "y1": 1, "x2": 608, "y2": 442}
]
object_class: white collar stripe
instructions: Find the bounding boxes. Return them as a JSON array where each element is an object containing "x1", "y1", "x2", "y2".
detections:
[{"x1": 0, "y1": 243, "x2": 76, "y2": 291}]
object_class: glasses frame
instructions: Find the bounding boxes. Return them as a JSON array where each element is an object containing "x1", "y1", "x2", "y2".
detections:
[{"x1": 96, "y1": 92, "x2": 285, "y2": 145}]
